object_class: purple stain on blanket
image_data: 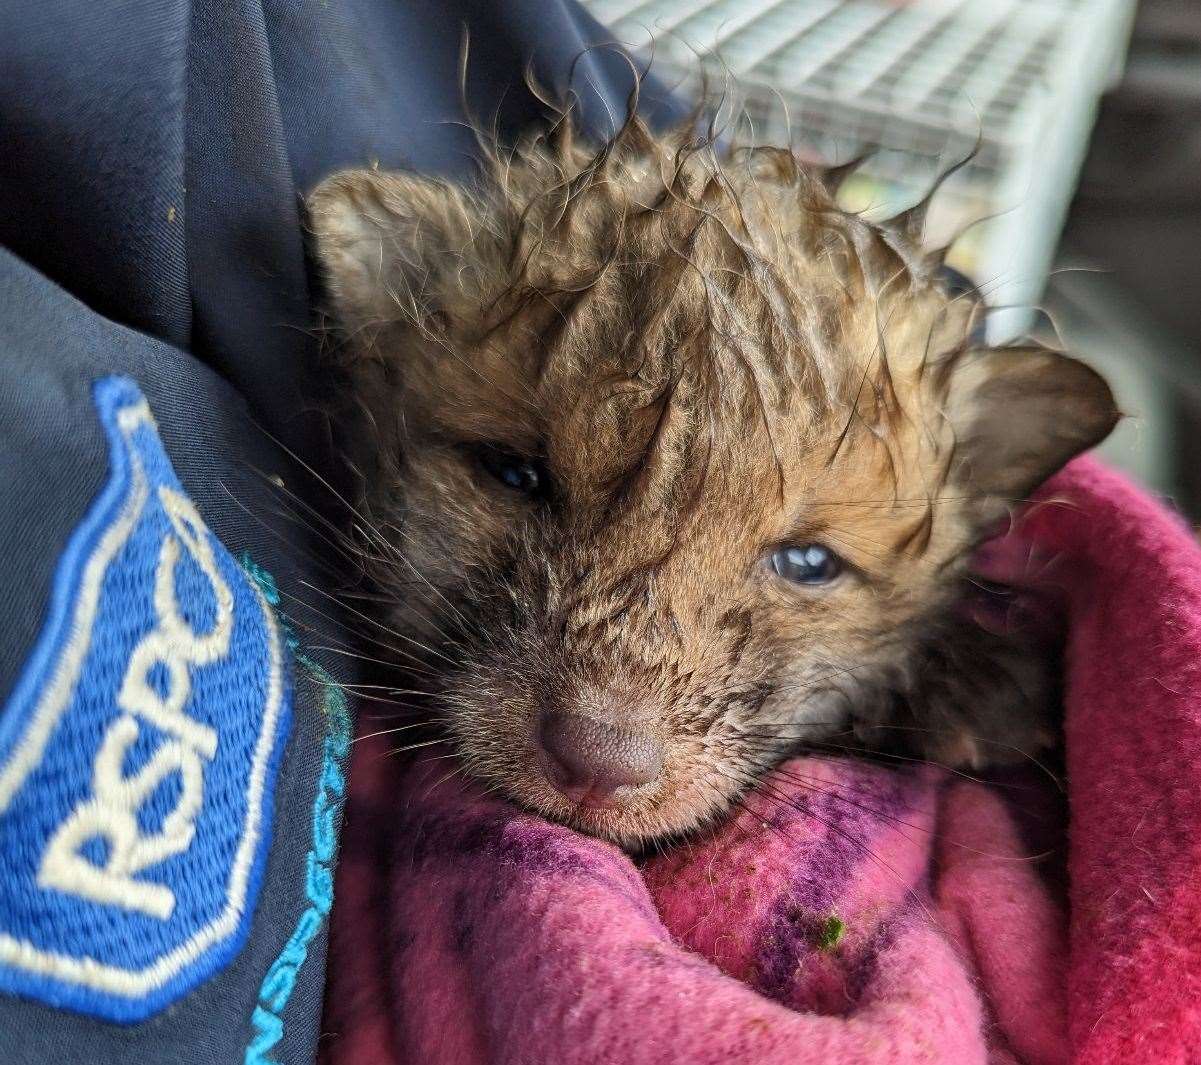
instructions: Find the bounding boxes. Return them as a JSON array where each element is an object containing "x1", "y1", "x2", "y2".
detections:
[
  {"x1": 843, "y1": 902, "x2": 909, "y2": 1003},
  {"x1": 382, "y1": 798, "x2": 662, "y2": 929},
  {"x1": 753, "y1": 766, "x2": 933, "y2": 1005}
]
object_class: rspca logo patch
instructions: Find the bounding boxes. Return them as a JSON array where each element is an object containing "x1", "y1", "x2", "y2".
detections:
[{"x1": 0, "y1": 377, "x2": 291, "y2": 1022}]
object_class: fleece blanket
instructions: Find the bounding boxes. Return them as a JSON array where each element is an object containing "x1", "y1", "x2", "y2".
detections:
[{"x1": 321, "y1": 457, "x2": 1201, "y2": 1065}]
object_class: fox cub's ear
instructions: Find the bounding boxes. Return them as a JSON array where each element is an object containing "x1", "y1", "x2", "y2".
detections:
[
  {"x1": 945, "y1": 345, "x2": 1119, "y2": 508},
  {"x1": 308, "y1": 169, "x2": 483, "y2": 337}
]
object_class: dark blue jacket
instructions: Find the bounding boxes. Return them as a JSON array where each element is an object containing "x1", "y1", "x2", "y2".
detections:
[{"x1": 0, "y1": 3, "x2": 675, "y2": 1061}]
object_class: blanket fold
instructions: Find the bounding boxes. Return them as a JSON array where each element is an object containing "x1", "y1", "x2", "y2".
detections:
[{"x1": 323, "y1": 459, "x2": 1201, "y2": 1065}]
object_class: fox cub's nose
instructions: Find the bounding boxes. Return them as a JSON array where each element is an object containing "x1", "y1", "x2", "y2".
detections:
[{"x1": 538, "y1": 710, "x2": 663, "y2": 805}]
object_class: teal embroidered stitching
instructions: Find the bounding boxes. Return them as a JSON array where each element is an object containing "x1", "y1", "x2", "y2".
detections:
[{"x1": 240, "y1": 554, "x2": 352, "y2": 1065}]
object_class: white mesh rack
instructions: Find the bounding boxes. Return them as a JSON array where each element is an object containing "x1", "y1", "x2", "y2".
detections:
[{"x1": 580, "y1": 0, "x2": 1137, "y2": 341}]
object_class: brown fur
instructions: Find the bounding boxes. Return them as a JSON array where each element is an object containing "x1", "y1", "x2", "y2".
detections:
[{"x1": 307, "y1": 114, "x2": 1117, "y2": 848}]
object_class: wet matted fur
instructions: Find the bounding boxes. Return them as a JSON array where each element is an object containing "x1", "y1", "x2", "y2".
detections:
[{"x1": 306, "y1": 110, "x2": 1117, "y2": 848}]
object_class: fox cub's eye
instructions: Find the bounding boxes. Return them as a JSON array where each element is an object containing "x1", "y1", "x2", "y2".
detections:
[
  {"x1": 770, "y1": 544, "x2": 842, "y2": 585},
  {"x1": 478, "y1": 447, "x2": 546, "y2": 497}
]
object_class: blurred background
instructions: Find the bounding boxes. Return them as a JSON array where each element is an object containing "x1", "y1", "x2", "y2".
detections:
[{"x1": 582, "y1": 0, "x2": 1201, "y2": 517}]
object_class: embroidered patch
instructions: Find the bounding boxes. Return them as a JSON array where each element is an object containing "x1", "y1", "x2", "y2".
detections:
[{"x1": 0, "y1": 377, "x2": 291, "y2": 1022}]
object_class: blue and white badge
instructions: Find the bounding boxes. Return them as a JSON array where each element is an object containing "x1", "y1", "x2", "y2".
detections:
[{"x1": 0, "y1": 377, "x2": 292, "y2": 1022}]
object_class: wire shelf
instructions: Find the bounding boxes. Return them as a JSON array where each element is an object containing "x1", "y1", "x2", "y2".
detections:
[{"x1": 581, "y1": 0, "x2": 1137, "y2": 339}]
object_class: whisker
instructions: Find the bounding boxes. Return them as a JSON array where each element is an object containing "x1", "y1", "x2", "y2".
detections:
[
  {"x1": 378, "y1": 738, "x2": 445, "y2": 760},
  {"x1": 297, "y1": 578, "x2": 461, "y2": 665},
  {"x1": 353, "y1": 722, "x2": 434, "y2": 745},
  {"x1": 275, "y1": 587, "x2": 442, "y2": 674}
]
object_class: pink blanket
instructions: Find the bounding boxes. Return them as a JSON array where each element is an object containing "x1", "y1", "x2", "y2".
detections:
[{"x1": 321, "y1": 458, "x2": 1201, "y2": 1065}]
